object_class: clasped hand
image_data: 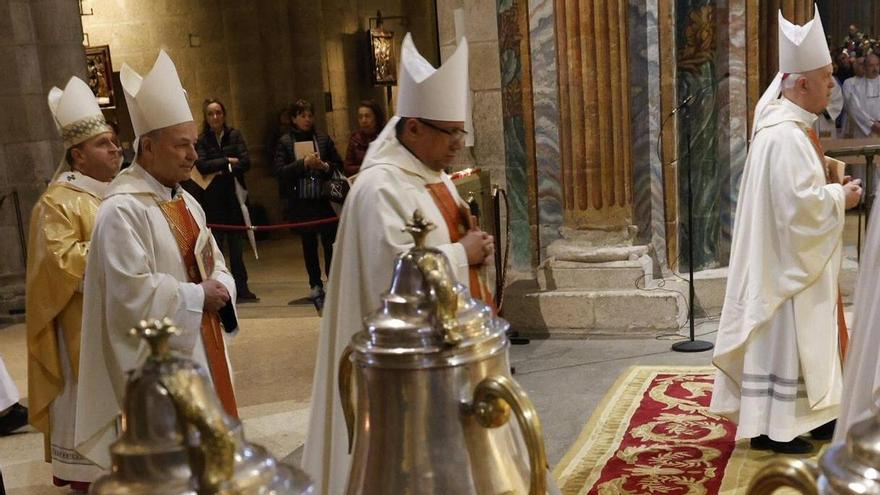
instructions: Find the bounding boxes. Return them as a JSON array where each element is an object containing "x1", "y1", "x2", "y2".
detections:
[
  {"x1": 201, "y1": 279, "x2": 230, "y2": 313},
  {"x1": 304, "y1": 152, "x2": 328, "y2": 171},
  {"x1": 460, "y1": 229, "x2": 495, "y2": 266}
]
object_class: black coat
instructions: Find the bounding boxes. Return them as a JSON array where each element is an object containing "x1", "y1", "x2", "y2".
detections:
[
  {"x1": 182, "y1": 126, "x2": 251, "y2": 226},
  {"x1": 273, "y1": 128, "x2": 342, "y2": 222}
]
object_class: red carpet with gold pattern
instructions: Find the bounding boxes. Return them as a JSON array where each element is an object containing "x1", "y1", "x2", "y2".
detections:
[{"x1": 554, "y1": 366, "x2": 739, "y2": 494}]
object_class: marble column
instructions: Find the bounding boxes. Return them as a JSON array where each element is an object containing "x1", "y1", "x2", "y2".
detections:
[{"x1": 554, "y1": 0, "x2": 633, "y2": 231}]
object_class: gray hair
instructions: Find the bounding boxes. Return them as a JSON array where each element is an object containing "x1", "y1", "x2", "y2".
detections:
[{"x1": 782, "y1": 73, "x2": 804, "y2": 91}]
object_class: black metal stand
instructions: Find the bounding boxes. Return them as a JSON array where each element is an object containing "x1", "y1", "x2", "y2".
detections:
[{"x1": 672, "y1": 101, "x2": 713, "y2": 353}]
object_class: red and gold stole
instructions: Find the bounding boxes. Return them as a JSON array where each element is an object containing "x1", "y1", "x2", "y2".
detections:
[
  {"x1": 806, "y1": 127, "x2": 849, "y2": 363},
  {"x1": 425, "y1": 183, "x2": 497, "y2": 312},
  {"x1": 159, "y1": 197, "x2": 239, "y2": 418}
]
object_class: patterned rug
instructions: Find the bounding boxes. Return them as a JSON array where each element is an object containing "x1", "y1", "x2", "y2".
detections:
[{"x1": 552, "y1": 366, "x2": 824, "y2": 495}]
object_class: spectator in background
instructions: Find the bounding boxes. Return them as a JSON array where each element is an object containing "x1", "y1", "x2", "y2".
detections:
[
  {"x1": 273, "y1": 99, "x2": 342, "y2": 310},
  {"x1": 343, "y1": 100, "x2": 386, "y2": 177},
  {"x1": 182, "y1": 98, "x2": 259, "y2": 303},
  {"x1": 266, "y1": 106, "x2": 292, "y2": 172}
]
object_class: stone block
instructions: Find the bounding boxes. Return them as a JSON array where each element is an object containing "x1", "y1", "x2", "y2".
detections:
[
  {"x1": 4, "y1": 141, "x2": 54, "y2": 183},
  {"x1": 436, "y1": 0, "x2": 457, "y2": 47},
  {"x1": 546, "y1": 240, "x2": 649, "y2": 263},
  {"x1": 472, "y1": 89, "x2": 505, "y2": 170},
  {"x1": 0, "y1": 46, "x2": 21, "y2": 97},
  {"x1": 537, "y1": 259, "x2": 647, "y2": 291},
  {"x1": 464, "y1": 0, "x2": 498, "y2": 43},
  {"x1": 9, "y1": 1, "x2": 34, "y2": 45},
  {"x1": 30, "y1": 0, "x2": 82, "y2": 45},
  {"x1": 592, "y1": 290, "x2": 683, "y2": 331},
  {"x1": 0, "y1": 96, "x2": 28, "y2": 143},
  {"x1": 692, "y1": 267, "x2": 728, "y2": 316},
  {"x1": 38, "y1": 44, "x2": 87, "y2": 92},
  {"x1": 504, "y1": 288, "x2": 684, "y2": 338},
  {"x1": 12, "y1": 45, "x2": 41, "y2": 94},
  {"x1": 469, "y1": 41, "x2": 501, "y2": 91},
  {"x1": 502, "y1": 289, "x2": 595, "y2": 331}
]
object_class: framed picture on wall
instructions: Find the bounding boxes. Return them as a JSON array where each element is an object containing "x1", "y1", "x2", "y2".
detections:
[
  {"x1": 369, "y1": 27, "x2": 396, "y2": 86},
  {"x1": 85, "y1": 45, "x2": 115, "y2": 107}
]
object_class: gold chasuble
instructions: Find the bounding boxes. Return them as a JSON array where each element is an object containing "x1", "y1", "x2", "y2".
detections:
[
  {"x1": 425, "y1": 182, "x2": 495, "y2": 311},
  {"x1": 158, "y1": 197, "x2": 238, "y2": 418},
  {"x1": 26, "y1": 179, "x2": 101, "y2": 459}
]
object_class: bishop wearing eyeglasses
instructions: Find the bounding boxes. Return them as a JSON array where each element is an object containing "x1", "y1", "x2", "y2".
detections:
[{"x1": 300, "y1": 32, "x2": 495, "y2": 494}]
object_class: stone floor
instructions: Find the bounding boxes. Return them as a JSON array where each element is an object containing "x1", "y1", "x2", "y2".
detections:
[{"x1": 0, "y1": 228, "x2": 852, "y2": 493}]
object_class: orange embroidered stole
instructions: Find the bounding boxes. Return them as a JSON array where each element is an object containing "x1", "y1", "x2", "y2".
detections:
[
  {"x1": 425, "y1": 183, "x2": 496, "y2": 312},
  {"x1": 158, "y1": 197, "x2": 239, "y2": 418},
  {"x1": 806, "y1": 127, "x2": 849, "y2": 362}
]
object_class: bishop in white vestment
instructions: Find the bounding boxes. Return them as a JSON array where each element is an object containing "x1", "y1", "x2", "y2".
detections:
[
  {"x1": 300, "y1": 34, "x2": 496, "y2": 495},
  {"x1": 832, "y1": 187, "x2": 880, "y2": 444},
  {"x1": 843, "y1": 53, "x2": 880, "y2": 138},
  {"x1": 74, "y1": 51, "x2": 238, "y2": 471},
  {"x1": 710, "y1": 6, "x2": 862, "y2": 454}
]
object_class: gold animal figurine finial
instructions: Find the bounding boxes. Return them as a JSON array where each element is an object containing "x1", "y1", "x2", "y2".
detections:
[
  {"x1": 130, "y1": 318, "x2": 180, "y2": 360},
  {"x1": 403, "y1": 209, "x2": 436, "y2": 249}
]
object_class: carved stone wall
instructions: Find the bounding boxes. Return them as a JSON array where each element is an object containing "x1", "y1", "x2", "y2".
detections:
[{"x1": 0, "y1": 0, "x2": 87, "y2": 317}]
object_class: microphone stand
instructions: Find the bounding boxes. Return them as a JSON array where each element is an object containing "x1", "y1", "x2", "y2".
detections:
[{"x1": 671, "y1": 88, "x2": 714, "y2": 353}]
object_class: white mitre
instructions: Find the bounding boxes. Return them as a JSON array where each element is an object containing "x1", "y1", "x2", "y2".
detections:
[
  {"x1": 47, "y1": 76, "x2": 112, "y2": 150},
  {"x1": 397, "y1": 33, "x2": 469, "y2": 121},
  {"x1": 120, "y1": 50, "x2": 193, "y2": 138},
  {"x1": 752, "y1": 4, "x2": 831, "y2": 137},
  {"x1": 362, "y1": 33, "x2": 469, "y2": 165}
]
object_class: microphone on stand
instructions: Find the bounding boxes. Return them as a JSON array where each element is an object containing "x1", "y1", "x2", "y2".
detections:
[
  {"x1": 671, "y1": 72, "x2": 730, "y2": 114},
  {"x1": 668, "y1": 72, "x2": 728, "y2": 353}
]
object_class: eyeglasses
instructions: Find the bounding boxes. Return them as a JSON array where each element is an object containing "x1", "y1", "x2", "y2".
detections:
[{"x1": 416, "y1": 118, "x2": 468, "y2": 142}]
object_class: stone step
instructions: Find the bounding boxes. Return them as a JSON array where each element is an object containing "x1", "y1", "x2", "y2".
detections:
[
  {"x1": 502, "y1": 282, "x2": 685, "y2": 338},
  {"x1": 537, "y1": 256, "x2": 651, "y2": 291},
  {"x1": 546, "y1": 242, "x2": 650, "y2": 263}
]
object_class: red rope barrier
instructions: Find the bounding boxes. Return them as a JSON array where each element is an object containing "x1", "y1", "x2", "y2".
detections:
[{"x1": 207, "y1": 216, "x2": 339, "y2": 232}]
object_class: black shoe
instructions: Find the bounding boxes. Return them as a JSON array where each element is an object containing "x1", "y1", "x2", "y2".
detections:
[
  {"x1": 749, "y1": 435, "x2": 813, "y2": 454},
  {"x1": 811, "y1": 420, "x2": 836, "y2": 441},
  {"x1": 0, "y1": 403, "x2": 28, "y2": 436},
  {"x1": 237, "y1": 290, "x2": 260, "y2": 304}
]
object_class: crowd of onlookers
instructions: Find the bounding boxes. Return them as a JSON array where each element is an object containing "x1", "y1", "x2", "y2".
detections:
[
  {"x1": 823, "y1": 24, "x2": 880, "y2": 139},
  {"x1": 181, "y1": 97, "x2": 387, "y2": 311}
]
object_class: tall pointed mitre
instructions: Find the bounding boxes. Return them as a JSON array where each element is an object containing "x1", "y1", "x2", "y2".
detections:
[
  {"x1": 361, "y1": 33, "x2": 470, "y2": 165},
  {"x1": 752, "y1": 4, "x2": 831, "y2": 137},
  {"x1": 47, "y1": 76, "x2": 112, "y2": 150},
  {"x1": 397, "y1": 33, "x2": 469, "y2": 121},
  {"x1": 120, "y1": 50, "x2": 193, "y2": 138}
]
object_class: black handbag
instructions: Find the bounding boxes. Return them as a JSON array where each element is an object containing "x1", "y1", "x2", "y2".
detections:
[{"x1": 326, "y1": 169, "x2": 350, "y2": 205}]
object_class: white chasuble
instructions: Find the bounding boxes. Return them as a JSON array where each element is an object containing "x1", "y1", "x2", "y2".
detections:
[
  {"x1": 75, "y1": 163, "x2": 236, "y2": 470},
  {"x1": 300, "y1": 136, "x2": 471, "y2": 495},
  {"x1": 834, "y1": 196, "x2": 880, "y2": 444},
  {"x1": 710, "y1": 98, "x2": 846, "y2": 441}
]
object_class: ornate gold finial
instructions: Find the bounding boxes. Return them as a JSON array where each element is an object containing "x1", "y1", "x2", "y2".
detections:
[
  {"x1": 129, "y1": 318, "x2": 180, "y2": 360},
  {"x1": 403, "y1": 209, "x2": 436, "y2": 249}
]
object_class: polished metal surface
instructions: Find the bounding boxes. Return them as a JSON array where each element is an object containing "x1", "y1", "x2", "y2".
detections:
[
  {"x1": 747, "y1": 414, "x2": 880, "y2": 494},
  {"x1": 340, "y1": 210, "x2": 549, "y2": 494},
  {"x1": 90, "y1": 319, "x2": 313, "y2": 495}
]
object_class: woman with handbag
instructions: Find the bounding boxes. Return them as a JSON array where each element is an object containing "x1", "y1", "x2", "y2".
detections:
[
  {"x1": 181, "y1": 98, "x2": 259, "y2": 302},
  {"x1": 273, "y1": 99, "x2": 343, "y2": 310}
]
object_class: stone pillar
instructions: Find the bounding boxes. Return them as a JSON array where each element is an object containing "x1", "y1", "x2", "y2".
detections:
[
  {"x1": 554, "y1": 0, "x2": 633, "y2": 231},
  {"x1": 0, "y1": 0, "x2": 86, "y2": 318}
]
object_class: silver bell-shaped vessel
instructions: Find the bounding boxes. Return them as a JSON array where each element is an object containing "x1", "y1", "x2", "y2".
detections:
[
  {"x1": 90, "y1": 318, "x2": 313, "y2": 495},
  {"x1": 339, "y1": 210, "x2": 551, "y2": 494}
]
